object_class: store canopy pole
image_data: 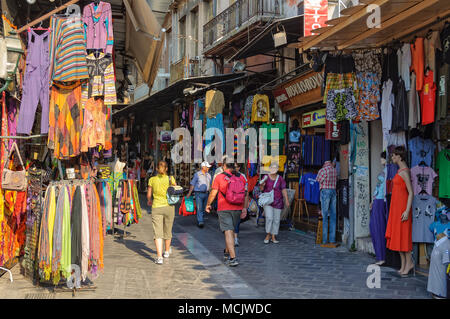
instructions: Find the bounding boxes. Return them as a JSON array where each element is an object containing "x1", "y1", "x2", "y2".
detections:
[
  {"x1": 0, "y1": 134, "x2": 46, "y2": 140},
  {"x1": 16, "y1": 0, "x2": 80, "y2": 34}
]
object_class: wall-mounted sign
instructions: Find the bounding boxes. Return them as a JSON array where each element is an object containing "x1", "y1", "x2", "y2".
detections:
[
  {"x1": 304, "y1": 0, "x2": 329, "y2": 37},
  {"x1": 272, "y1": 71, "x2": 324, "y2": 112},
  {"x1": 302, "y1": 108, "x2": 326, "y2": 128},
  {"x1": 325, "y1": 120, "x2": 341, "y2": 140}
]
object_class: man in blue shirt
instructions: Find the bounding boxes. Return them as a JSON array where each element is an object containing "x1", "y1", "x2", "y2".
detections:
[{"x1": 187, "y1": 161, "x2": 212, "y2": 228}]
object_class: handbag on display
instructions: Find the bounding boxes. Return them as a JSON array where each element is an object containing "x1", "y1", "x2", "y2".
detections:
[
  {"x1": 257, "y1": 175, "x2": 279, "y2": 207},
  {"x1": 2, "y1": 142, "x2": 27, "y2": 191}
]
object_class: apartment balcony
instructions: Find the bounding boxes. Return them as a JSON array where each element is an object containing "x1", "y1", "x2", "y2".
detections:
[
  {"x1": 203, "y1": 0, "x2": 282, "y2": 59},
  {"x1": 169, "y1": 57, "x2": 200, "y2": 84}
]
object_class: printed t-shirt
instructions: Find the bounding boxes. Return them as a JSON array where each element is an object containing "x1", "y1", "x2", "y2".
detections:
[
  {"x1": 408, "y1": 136, "x2": 435, "y2": 168},
  {"x1": 262, "y1": 174, "x2": 287, "y2": 209},
  {"x1": 212, "y1": 170, "x2": 247, "y2": 212},
  {"x1": 410, "y1": 165, "x2": 438, "y2": 195},
  {"x1": 412, "y1": 194, "x2": 438, "y2": 243},
  {"x1": 441, "y1": 23, "x2": 450, "y2": 64},
  {"x1": 300, "y1": 173, "x2": 320, "y2": 204},
  {"x1": 436, "y1": 150, "x2": 450, "y2": 199},
  {"x1": 148, "y1": 174, "x2": 176, "y2": 208},
  {"x1": 261, "y1": 123, "x2": 286, "y2": 140},
  {"x1": 420, "y1": 70, "x2": 436, "y2": 125},
  {"x1": 437, "y1": 62, "x2": 449, "y2": 120},
  {"x1": 251, "y1": 94, "x2": 270, "y2": 123}
]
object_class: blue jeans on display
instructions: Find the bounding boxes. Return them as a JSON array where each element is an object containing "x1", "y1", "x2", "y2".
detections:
[
  {"x1": 320, "y1": 189, "x2": 337, "y2": 244},
  {"x1": 195, "y1": 191, "x2": 209, "y2": 224}
]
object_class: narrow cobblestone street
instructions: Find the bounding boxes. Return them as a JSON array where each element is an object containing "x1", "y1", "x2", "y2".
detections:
[{"x1": 0, "y1": 198, "x2": 431, "y2": 299}]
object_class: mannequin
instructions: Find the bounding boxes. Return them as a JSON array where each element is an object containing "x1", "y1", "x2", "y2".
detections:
[
  {"x1": 385, "y1": 146, "x2": 415, "y2": 277},
  {"x1": 370, "y1": 151, "x2": 387, "y2": 266}
]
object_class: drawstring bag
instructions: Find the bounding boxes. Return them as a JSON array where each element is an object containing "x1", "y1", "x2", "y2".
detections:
[{"x1": 166, "y1": 176, "x2": 182, "y2": 205}]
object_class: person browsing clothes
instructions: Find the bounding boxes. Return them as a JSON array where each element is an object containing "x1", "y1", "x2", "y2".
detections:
[{"x1": 186, "y1": 161, "x2": 212, "y2": 228}]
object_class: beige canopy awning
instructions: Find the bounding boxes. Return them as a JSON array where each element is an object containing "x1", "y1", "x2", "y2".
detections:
[
  {"x1": 293, "y1": 0, "x2": 450, "y2": 52},
  {"x1": 124, "y1": 0, "x2": 169, "y2": 90}
]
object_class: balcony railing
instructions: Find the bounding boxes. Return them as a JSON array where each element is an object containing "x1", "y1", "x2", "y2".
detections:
[
  {"x1": 169, "y1": 57, "x2": 200, "y2": 84},
  {"x1": 203, "y1": 0, "x2": 281, "y2": 50}
]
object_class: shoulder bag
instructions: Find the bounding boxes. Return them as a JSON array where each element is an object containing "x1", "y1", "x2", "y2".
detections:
[
  {"x1": 167, "y1": 175, "x2": 183, "y2": 205},
  {"x1": 258, "y1": 175, "x2": 279, "y2": 208},
  {"x1": 2, "y1": 142, "x2": 27, "y2": 191}
]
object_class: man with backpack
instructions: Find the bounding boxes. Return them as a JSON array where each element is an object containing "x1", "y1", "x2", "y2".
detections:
[{"x1": 205, "y1": 161, "x2": 248, "y2": 267}]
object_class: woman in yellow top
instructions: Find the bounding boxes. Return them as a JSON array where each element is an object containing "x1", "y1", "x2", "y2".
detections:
[{"x1": 147, "y1": 161, "x2": 177, "y2": 265}]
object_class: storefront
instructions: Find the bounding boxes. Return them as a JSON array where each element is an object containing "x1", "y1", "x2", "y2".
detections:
[
  {"x1": 0, "y1": 0, "x2": 159, "y2": 289},
  {"x1": 273, "y1": 69, "x2": 346, "y2": 241},
  {"x1": 295, "y1": 0, "x2": 450, "y2": 298}
]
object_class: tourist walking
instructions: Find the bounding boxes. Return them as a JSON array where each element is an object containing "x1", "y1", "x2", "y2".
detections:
[
  {"x1": 205, "y1": 161, "x2": 248, "y2": 267},
  {"x1": 147, "y1": 161, "x2": 177, "y2": 265},
  {"x1": 259, "y1": 163, "x2": 289, "y2": 244},
  {"x1": 316, "y1": 160, "x2": 338, "y2": 245},
  {"x1": 186, "y1": 161, "x2": 212, "y2": 228}
]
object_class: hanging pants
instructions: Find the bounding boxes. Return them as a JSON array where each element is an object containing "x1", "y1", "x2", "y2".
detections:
[{"x1": 17, "y1": 29, "x2": 50, "y2": 134}]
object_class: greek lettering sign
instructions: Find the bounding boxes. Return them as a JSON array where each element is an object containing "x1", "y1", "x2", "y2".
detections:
[{"x1": 272, "y1": 71, "x2": 324, "y2": 112}]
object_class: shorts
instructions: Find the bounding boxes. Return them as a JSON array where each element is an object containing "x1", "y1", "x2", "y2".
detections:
[
  {"x1": 152, "y1": 205, "x2": 175, "y2": 240},
  {"x1": 217, "y1": 210, "x2": 241, "y2": 232}
]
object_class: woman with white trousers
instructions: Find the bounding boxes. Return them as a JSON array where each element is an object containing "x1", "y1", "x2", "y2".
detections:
[{"x1": 260, "y1": 163, "x2": 290, "y2": 244}]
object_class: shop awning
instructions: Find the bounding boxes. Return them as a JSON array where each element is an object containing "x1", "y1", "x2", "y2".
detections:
[
  {"x1": 293, "y1": 0, "x2": 450, "y2": 52},
  {"x1": 228, "y1": 15, "x2": 304, "y2": 62},
  {"x1": 124, "y1": 0, "x2": 168, "y2": 90},
  {"x1": 113, "y1": 72, "x2": 250, "y2": 117}
]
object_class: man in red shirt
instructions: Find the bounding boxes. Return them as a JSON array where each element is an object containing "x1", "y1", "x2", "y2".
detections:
[
  {"x1": 206, "y1": 162, "x2": 248, "y2": 267},
  {"x1": 316, "y1": 160, "x2": 338, "y2": 245}
]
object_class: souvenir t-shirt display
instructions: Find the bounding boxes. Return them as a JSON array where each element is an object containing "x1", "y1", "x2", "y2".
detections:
[
  {"x1": 300, "y1": 173, "x2": 320, "y2": 204},
  {"x1": 436, "y1": 149, "x2": 450, "y2": 199},
  {"x1": 412, "y1": 194, "x2": 438, "y2": 243},
  {"x1": 251, "y1": 94, "x2": 270, "y2": 123},
  {"x1": 410, "y1": 165, "x2": 438, "y2": 195},
  {"x1": 261, "y1": 123, "x2": 286, "y2": 140},
  {"x1": 408, "y1": 136, "x2": 435, "y2": 167}
]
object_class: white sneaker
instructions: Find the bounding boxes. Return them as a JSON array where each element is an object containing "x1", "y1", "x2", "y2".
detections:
[
  {"x1": 163, "y1": 247, "x2": 172, "y2": 258},
  {"x1": 264, "y1": 239, "x2": 269, "y2": 244},
  {"x1": 155, "y1": 257, "x2": 164, "y2": 264}
]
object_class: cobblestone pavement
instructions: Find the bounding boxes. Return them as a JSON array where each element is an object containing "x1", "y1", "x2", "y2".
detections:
[{"x1": 0, "y1": 197, "x2": 431, "y2": 299}]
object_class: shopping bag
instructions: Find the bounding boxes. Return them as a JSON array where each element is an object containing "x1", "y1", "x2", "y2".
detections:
[{"x1": 184, "y1": 196, "x2": 195, "y2": 213}]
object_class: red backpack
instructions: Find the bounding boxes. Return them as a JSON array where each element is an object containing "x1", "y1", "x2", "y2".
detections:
[{"x1": 221, "y1": 172, "x2": 246, "y2": 205}]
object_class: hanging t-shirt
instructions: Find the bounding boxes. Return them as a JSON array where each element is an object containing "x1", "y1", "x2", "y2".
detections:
[
  {"x1": 251, "y1": 94, "x2": 270, "y2": 123},
  {"x1": 397, "y1": 43, "x2": 411, "y2": 91},
  {"x1": 289, "y1": 130, "x2": 301, "y2": 143},
  {"x1": 437, "y1": 62, "x2": 449, "y2": 120},
  {"x1": 424, "y1": 31, "x2": 441, "y2": 82},
  {"x1": 205, "y1": 89, "x2": 225, "y2": 119},
  {"x1": 412, "y1": 194, "x2": 438, "y2": 243},
  {"x1": 441, "y1": 23, "x2": 450, "y2": 64},
  {"x1": 411, "y1": 38, "x2": 425, "y2": 91},
  {"x1": 300, "y1": 173, "x2": 320, "y2": 204},
  {"x1": 420, "y1": 70, "x2": 436, "y2": 126},
  {"x1": 436, "y1": 149, "x2": 450, "y2": 199},
  {"x1": 261, "y1": 123, "x2": 286, "y2": 140},
  {"x1": 410, "y1": 165, "x2": 438, "y2": 195},
  {"x1": 408, "y1": 72, "x2": 421, "y2": 128},
  {"x1": 408, "y1": 136, "x2": 435, "y2": 167}
]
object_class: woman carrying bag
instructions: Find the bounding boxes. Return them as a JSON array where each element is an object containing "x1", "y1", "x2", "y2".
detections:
[
  {"x1": 259, "y1": 163, "x2": 289, "y2": 244},
  {"x1": 147, "y1": 161, "x2": 178, "y2": 265}
]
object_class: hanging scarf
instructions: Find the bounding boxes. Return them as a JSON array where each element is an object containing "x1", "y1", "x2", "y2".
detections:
[
  {"x1": 132, "y1": 181, "x2": 142, "y2": 222},
  {"x1": 93, "y1": 185, "x2": 104, "y2": 272},
  {"x1": 70, "y1": 186, "x2": 83, "y2": 276},
  {"x1": 80, "y1": 185, "x2": 90, "y2": 281},
  {"x1": 37, "y1": 186, "x2": 54, "y2": 280},
  {"x1": 51, "y1": 186, "x2": 64, "y2": 284},
  {"x1": 60, "y1": 185, "x2": 71, "y2": 279},
  {"x1": 86, "y1": 184, "x2": 100, "y2": 276}
]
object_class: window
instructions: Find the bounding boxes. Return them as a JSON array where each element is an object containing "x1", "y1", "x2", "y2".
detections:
[
  {"x1": 203, "y1": 0, "x2": 214, "y2": 23},
  {"x1": 297, "y1": 1, "x2": 304, "y2": 15},
  {"x1": 179, "y1": 16, "x2": 186, "y2": 60},
  {"x1": 190, "y1": 7, "x2": 199, "y2": 58}
]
